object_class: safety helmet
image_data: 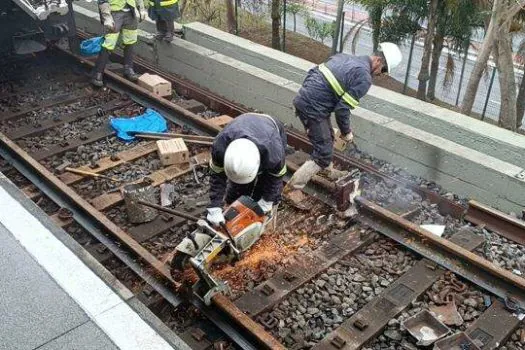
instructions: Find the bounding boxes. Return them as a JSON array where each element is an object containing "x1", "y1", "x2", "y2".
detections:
[
  {"x1": 378, "y1": 42, "x2": 402, "y2": 73},
  {"x1": 224, "y1": 138, "x2": 260, "y2": 184}
]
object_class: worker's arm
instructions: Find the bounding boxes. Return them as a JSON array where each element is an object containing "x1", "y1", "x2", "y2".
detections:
[
  {"x1": 208, "y1": 155, "x2": 227, "y2": 208},
  {"x1": 335, "y1": 69, "x2": 372, "y2": 136},
  {"x1": 259, "y1": 149, "x2": 287, "y2": 211}
]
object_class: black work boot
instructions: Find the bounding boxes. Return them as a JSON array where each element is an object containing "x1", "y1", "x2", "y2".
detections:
[
  {"x1": 164, "y1": 20, "x2": 175, "y2": 42},
  {"x1": 155, "y1": 20, "x2": 167, "y2": 40},
  {"x1": 123, "y1": 45, "x2": 140, "y2": 82},
  {"x1": 91, "y1": 48, "x2": 110, "y2": 87}
]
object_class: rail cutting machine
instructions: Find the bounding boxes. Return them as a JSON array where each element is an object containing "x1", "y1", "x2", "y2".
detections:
[{"x1": 139, "y1": 196, "x2": 270, "y2": 305}]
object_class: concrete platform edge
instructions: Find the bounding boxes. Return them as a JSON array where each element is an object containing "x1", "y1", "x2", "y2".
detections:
[{"x1": 0, "y1": 173, "x2": 190, "y2": 350}]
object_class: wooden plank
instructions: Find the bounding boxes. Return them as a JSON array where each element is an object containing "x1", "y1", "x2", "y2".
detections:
[
  {"x1": 466, "y1": 300, "x2": 522, "y2": 350},
  {"x1": 58, "y1": 142, "x2": 157, "y2": 185},
  {"x1": 90, "y1": 152, "x2": 210, "y2": 211}
]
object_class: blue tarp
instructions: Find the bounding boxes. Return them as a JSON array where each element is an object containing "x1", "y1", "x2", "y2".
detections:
[
  {"x1": 80, "y1": 37, "x2": 103, "y2": 56},
  {"x1": 110, "y1": 108, "x2": 168, "y2": 141}
]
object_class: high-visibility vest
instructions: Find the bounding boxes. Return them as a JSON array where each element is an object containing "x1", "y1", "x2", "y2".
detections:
[
  {"x1": 109, "y1": 0, "x2": 136, "y2": 11},
  {"x1": 149, "y1": 0, "x2": 178, "y2": 7},
  {"x1": 318, "y1": 63, "x2": 359, "y2": 109}
]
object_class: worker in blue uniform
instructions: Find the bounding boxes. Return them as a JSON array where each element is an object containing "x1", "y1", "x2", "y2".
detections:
[
  {"x1": 91, "y1": 0, "x2": 147, "y2": 87},
  {"x1": 284, "y1": 42, "x2": 403, "y2": 206},
  {"x1": 206, "y1": 113, "x2": 287, "y2": 227},
  {"x1": 148, "y1": 0, "x2": 182, "y2": 42}
]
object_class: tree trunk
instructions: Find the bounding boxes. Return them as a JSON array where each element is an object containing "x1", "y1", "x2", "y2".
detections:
[
  {"x1": 369, "y1": 5, "x2": 383, "y2": 52},
  {"x1": 427, "y1": 33, "x2": 444, "y2": 100},
  {"x1": 460, "y1": 3, "x2": 498, "y2": 115},
  {"x1": 271, "y1": 0, "x2": 281, "y2": 49},
  {"x1": 225, "y1": 0, "x2": 236, "y2": 33},
  {"x1": 496, "y1": 22, "x2": 518, "y2": 130},
  {"x1": 416, "y1": 0, "x2": 439, "y2": 100},
  {"x1": 293, "y1": 14, "x2": 296, "y2": 32},
  {"x1": 516, "y1": 66, "x2": 525, "y2": 129}
]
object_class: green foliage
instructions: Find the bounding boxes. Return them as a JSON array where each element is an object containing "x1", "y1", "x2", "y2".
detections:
[
  {"x1": 286, "y1": 2, "x2": 304, "y2": 15},
  {"x1": 304, "y1": 13, "x2": 336, "y2": 44}
]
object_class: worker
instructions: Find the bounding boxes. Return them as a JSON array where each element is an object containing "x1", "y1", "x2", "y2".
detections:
[
  {"x1": 284, "y1": 42, "x2": 402, "y2": 205},
  {"x1": 206, "y1": 113, "x2": 287, "y2": 227},
  {"x1": 91, "y1": 0, "x2": 147, "y2": 87},
  {"x1": 148, "y1": 0, "x2": 182, "y2": 42}
]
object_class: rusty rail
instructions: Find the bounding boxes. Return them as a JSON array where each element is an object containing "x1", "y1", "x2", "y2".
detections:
[
  {"x1": 356, "y1": 196, "x2": 525, "y2": 310},
  {"x1": 6, "y1": 46, "x2": 284, "y2": 350},
  {"x1": 465, "y1": 199, "x2": 525, "y2": 245},
  {"x1": 49, "y1": 35, "x2": 525, "y2": 347}
]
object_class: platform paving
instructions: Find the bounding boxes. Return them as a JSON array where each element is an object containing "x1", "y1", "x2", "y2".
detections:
[{"x1": 0, "y1": 221, "x2": 118, "y2": 350}]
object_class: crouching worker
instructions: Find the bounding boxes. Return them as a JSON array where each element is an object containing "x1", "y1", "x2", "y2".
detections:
[
  {"x1": 148, "y1": 0, "x2": 182, "y2": 42},
  {"x1": 91, "y1": 0, "x2": 147, "y2": 87},
  {"x1": 207, "y1": 113, "x2": 287, "y2": 228},
  {"x1": 284, "y1": 42, "x2": 402, "y2": 207}
]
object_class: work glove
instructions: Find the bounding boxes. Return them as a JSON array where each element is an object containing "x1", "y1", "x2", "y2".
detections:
[
  {"x1": 135, "y1": 0, "x2": 148, "y2": 22},
  {"x1": 257, "y1": 198, "x2": 274, "y2": 214},
  {"x1": 98, "y1": 2, "x2": 115, "y2": 32},
  {"x1": 206, "y1": 207, "x2": 225, "y2": 227}
]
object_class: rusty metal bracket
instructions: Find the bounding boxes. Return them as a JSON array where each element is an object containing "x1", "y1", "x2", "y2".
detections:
[
  {"x1": 283, "y1": 272, "x2": 296, "y2": 282},
  {"x1": 261, "y1": 284, "x2": 275, "y2": 296},
  {"x1": 353, "y1": 318, "x2": 368, "y2": 331},
  {"x1": 330, "y1": 335, "x2": 347, "y2": 349},
  {"x1": 191, "y1": 327, "x2": 207, "y2": 341},
  {"x1": 259, "y1": 315, "x2": 278, "y2": 330},
  {"x1": 334, "y1": 169, "x2": 360, "y2": 211}
]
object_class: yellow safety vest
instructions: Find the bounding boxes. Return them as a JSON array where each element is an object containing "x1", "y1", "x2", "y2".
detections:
[
  {"x1": 318, "y1": 63, "x2": 359, "y2": 109},
  {"x1": 149, "y1": 0, "x2": 178, "y2": 7},
  {"x1": 109, "y1": 0, "x2": 136, "y2": 11}
]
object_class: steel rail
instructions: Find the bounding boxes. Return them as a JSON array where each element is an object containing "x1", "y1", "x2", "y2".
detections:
[
  {"x1": 356, "y1": 196, "x2": 525, "y2": 311},
  {"x1": 465, "y1": 199, "x2": 525, "y2": 245},
  {"x1": 74, "y1": 31, "x2": 468, "y2": 222},
  {"x1": 9, "y1": 47, "x2": 284, "y2": 350},
  {"x1": 56, "y1": 37, "x2": 525, "y2": 345}
]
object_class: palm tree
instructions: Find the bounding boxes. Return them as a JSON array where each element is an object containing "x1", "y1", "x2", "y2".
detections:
[
  {"x1": 461, "y1": 0, "x2": 525, "y2": 130},
  {"x1": 347, "y1": 0, "x2": 389, "y2": 52},
  {"x1": 514, "y1": 33, "x2": 525, "y2": 128},
  {"x1": 272, "y1": 0, "x2": 281, "y2": 49},
  {"x1": 427, "y1": 0, "x2": 483, "y2": 100},
  {"x1": 287, "y1": 2, "x2": 305, "y2": 32}
]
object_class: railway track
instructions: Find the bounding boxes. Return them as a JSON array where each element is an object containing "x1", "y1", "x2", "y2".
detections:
[{"x1": 0, "y1": 37, "x2": 524, "y2": 350}]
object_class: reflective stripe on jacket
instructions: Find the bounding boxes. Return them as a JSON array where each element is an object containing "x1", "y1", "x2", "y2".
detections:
[
  {"x1": 98, "y1": 0, "x2": 136, "y2": 11},
  {"x1": 293, "y1": 54, "x2": 372, "y2": 135},
  {"x1": 149, "y1": 0, "x2": 178, "y2": 7},
  {"x1": 208, "y1": 113, "x2": 287, "y2": 207}
]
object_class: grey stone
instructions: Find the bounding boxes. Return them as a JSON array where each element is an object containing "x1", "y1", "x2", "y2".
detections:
[{"x1": 384, "y1": 330, "x2": 403, "y2": 341}]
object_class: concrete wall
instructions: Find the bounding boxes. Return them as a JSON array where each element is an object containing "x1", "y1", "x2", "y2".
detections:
[
  {"x1": 183, "y1": 22, "x2": 525, "y2": 168},
  {"x1": 73, "y1": 4, "x2": 303, "y2": 130},
  {"x1": 73, "y1": 4, "x2": 525, "y2": 213}
]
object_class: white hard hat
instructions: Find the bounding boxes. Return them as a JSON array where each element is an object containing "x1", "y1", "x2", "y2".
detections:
[
  {"x1": 379, "y1": 42, "x2": 402, "y2": 73},
  {"x1": 224, "y1": 138, "x2": 260, "y2": 184}
]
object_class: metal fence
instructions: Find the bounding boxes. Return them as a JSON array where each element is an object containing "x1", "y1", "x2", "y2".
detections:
[{"x1": 199, "y1": 0, "x2": 524, "y2": 125}]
